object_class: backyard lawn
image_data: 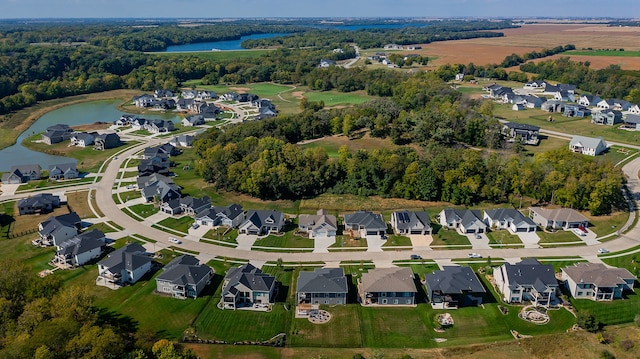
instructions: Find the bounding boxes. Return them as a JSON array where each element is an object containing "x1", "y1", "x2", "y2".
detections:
[{"x1": 289, "y1": 305, "x2": 364, "y2": 348}]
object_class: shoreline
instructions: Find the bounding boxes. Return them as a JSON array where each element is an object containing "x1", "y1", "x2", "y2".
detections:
[{"x1": 0, "y1": 89, "x2": 141, "y2": 151}]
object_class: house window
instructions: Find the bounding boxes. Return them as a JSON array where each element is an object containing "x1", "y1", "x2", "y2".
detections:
[
  {"x1": 381, "y1": 299, "x2": 387, "y2": 304},
  {"x1": 337, "y1": 300, "x2": 342, "y2": 304},
  {"x1": 325, "y1": 300, "x2": 329, "y2": 304},
  {"x1": 406, "y1": 299, "x2": 412, "y2": 304},
  {"x1": 577, "y1": 292, "x2": 583, "y2": 296},
  {"x1": 393, "y1": 299, "x2": 398, "y2": 304}
]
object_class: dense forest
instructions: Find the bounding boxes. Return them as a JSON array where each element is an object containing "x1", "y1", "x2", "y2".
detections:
[{"x1": 0, "y1": 260, "x2": 196, "y2": 359}]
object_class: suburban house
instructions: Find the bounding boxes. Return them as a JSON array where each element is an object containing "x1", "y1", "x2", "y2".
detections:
[
  {"x1": 139, "y1": 153, "x2": 170, "y2": 170},
  {"x1": 597, "y1": 98, "x2": 631, "y2": 111},
  {"x1": 1, "y1": 165, "x2": 42, "y2": 184},
  {"x1": 296, "y1": 268, "x2": 348, "y2": 313},
  {"x1": 169, "y1": 134, "x2": 194, "y2": 148},
  {"x1": 390, "y1": 210, "x2": 432, "y2": 235},
  {"x1": 42, "y1": 124, "x2": 74, "y2": 145},
  {"x1": 622, "y1": 114, "x2": 640, "y2": 130},
  {"x1": 133, "y1": 94, "x2": 155, "y2": 108},
  {"x1": 384, "y1": 43, "x2": 403, "y2": 50},
  {"x1": 591, "y1": 109, "x2": 623, "y2": 126},
  {"x1": 523, "y1": 95, "x2": 545, "y2": 109},
  {"x1": 160, "y1": 198, "x2": 182, "y2": 216},
  {"x1": 360, "y1": 267, "x2": 417, "y2": 306},
  {"x1": 343, "y1": 211, "x2": 387, "y2": 238},
  {"x1": 70, "y1": 132, "x2": 97, "y2": 147},
  {"x1": 529, "y1": 207, "x2": 590, "y2": 230},
  {"x1": 145, "y1": 119, "x2": 174, "y2": 134},
  {"x1": 563, "y1": 104, "x2": 591, "y2": 118},
  {"x1": 562, "y1": 263, "x2": 635, "y2": 301},
  {"x1": 237, "y1": 93, "x2": 259, "y2": 103},
  {"x1": 221, "y1": 263, "x2": 276, "y2": 310},
  {"x1": 541, "y1": 100, "x2": 565, "y2": 113},
  {"x1": 524, "y1": 80, "x2": 547, "y2": 89},
  {"x1": 137, "y1": 173, "x2": 181, "y2": 203},
  {"x1": 238, "y1": 210, "x2": 285, "y2": 235},
  {"x1": 94, "y1": 133, "x2": 120, "y2": 151},
  {"x1": 154, "y1": 89, "x2": 174, "y2": 98},
  {"x1": 176, "y1": 98, "x2": 194, "y2": 111},
  {"x1": 502, "y1": 122, "x2": 540, "y2": 145},
  {"x1": 143, "y1": 143, "x2": 180, "y2": 159},
  {"x1": 319, "y1": 59, "x2": 337, "y2": 68},
  {"x1": 48, "y1": 163, "x2": 79, "y2": 180},
  {"x1": 179, "y1": 196, "x2": 211, "y2": 215},
  {"x1": 512, "y1": 103, "x2": 525, "y2": 111},
  {"x1": 255, "y1": 106, "x2": 278, "y2": 120},
  {"x1": 195, "y1": 203, "x2": 245, "y2": 228},
  {"x1": 52, "y1": 229, "x2": 105, "y2": 268},
  {"x1": 36, "y1": 212, "x2": 82, "y2": 246},
  {"x1": 569, "y1": 135, "x2": 608, "y2": 156},
  {"x1": 182, "y1": 115, "x2": 205, "y2": 127},
  {"x1": 297, "y1": 209, "x2": 338, "y2": 239},
  {"x1": 483, "y1": 208, "x2": 537, "y2": 233},
  {"x1": 137, "y1": 162, "x2": 170, "y2": 177},
  {"x1": 438, "y1": 209, "x2": 487, "y2": 234},
  {"x1": 553, "y1": 90, "x2": 575, "y2": 102},
  {"x1": 425, "y1": 266, "x2": 485, "y2": 309},
  {"x1": 96, "y1": 243, "x2": 152, "y2": 288},
  {"x1": 628, "y1": 104, "x2": 640, "y2": 114},
  {"x1": 494, "y1": 258, "x2": 559, "y2": 306},
  {"x1": 155, "y1": 254, "x2": 213, "y2": 299},
  {"x1": 17, "y1": 193, "x2": 60, "y2": 215},
  {"x1": 578, "y1": 94, "x2": 602, "y2": 107}
]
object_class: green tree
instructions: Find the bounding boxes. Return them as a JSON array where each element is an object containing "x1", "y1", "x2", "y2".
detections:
[{"x1": 576, "y1": 310, "x2": 599, "y2": 332}]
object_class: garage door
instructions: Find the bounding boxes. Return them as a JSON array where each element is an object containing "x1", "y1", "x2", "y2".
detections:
[
  {"x1": 410, "y1": 230, "x2": 423, "y2": 235},
  {"x1": 516, "y1": 227, "x2": 527, "y2": 233}
]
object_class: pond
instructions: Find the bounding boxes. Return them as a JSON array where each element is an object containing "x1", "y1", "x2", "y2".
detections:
[
  {"x1": 0, "y1": 99, "x2": 179, "y2": 172},
  {"x1": 162, "y1": 33, "x2": 291, "y2": 52}
]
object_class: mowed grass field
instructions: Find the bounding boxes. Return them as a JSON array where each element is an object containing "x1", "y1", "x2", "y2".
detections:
[{"x1": 150, "y1": 49, "x2": 271, "y2": 61}]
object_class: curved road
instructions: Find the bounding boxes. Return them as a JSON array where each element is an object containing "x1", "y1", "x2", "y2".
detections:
[{"x1": 91, "y1": 133, "x2": 640, "y2": 263}]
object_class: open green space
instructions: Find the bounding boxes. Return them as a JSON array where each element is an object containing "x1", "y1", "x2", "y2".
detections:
[
  {"x1": 430, "y1": 226, "x2": 472, "y2": 248},
  {"x1": 304, "y1": 90, "x2": 373, "y2": 107},
  {"x1": 16, "y1": 177, "x2": 94, "y2": 192},
  {"x1": 127, "y1": 203, "x2": 159, "y2": 218},
  {"x1": 299, "y1": 140, "x2": 342, "y2": 158},
  {"x1": 571, "y1": 288, "x2": 640, "y2": 325},
  {"x1": 486, "y1": 230, "x2": 523, "y2": 246},
  {"x1": 289, "y1": 305, "x2": 364, "y2": 347},
  {"x1": 117, "y1": 189, "x2": 142, "y2": 202},
  {"x1": 157, "y1": 216, "x2": 195, "y2": 234},
  {"x1": 568, "y1": 49, "x2": 640, "y2": 57},
  {"x1": 587, "y1": 211, "x2": 629, "y2": 237},
  {"x1": 154, "y1": 49, "x2": 271, "y2": 62},
  {"x1": 86, "y1": 222, "x2": 118, "y2": 234}
]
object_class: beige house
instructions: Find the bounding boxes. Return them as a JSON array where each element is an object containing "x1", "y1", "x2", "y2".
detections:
[{"x1": 360, "y1": 267, "x2": 417, "y2": 306}]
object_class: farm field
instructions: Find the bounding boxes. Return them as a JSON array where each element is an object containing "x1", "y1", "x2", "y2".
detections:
[{"x1": 407, "y1": 24, "x2": 640, "y2": 70}]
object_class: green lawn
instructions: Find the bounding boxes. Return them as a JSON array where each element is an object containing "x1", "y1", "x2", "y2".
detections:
[
  {"x1": 304, "y1": 90, "x2": 372, "y2": 107},
  {"x1": 117, "y1": 189, "x2": 142, "y2": 202},
  {"x1": 86, "y1": 222, "x2": 118, "y2": 234},
  {"x1": 252, "y1": 231, "x2": 315, "y2": 249},
  {"x1": 568, "y1": 49, "x2": 640, "y2": 57},
  {"x1": 360, "y1": 306, "x2": 435, "y2": 348},
  {"x1": 127, "y1": 203, "x2": 159, "y2": 218},
  {"x1": 571, "y1": 288, "x2": 640, "y2": 325},
  {"x1": 289, "y1": 305, "x2": 364, "y2": 347},
  {"x1": 382, "y1": 234, "x2": 412, "y2": 247},
  {"x1": 156, "y1": 49, "x2": 271, "y2": 62},
  {"x1": 299, "y1": 140, "x2": 341, "y2": 158},
  {"x1": 537, "y1": 229, "x2": 583, "y2": 245},
  {"x1": 16, "y1": 177, "x2": 94, "y2": 191},
  {"x1": 486, "y1": 230, "x2": 523, "y2": 246},
  {"x1": 203, "y1": 227, "x2": 239, "y2": 244},
  {"x1": 587, "y1": 211, "x2": 629, "y2": 237},
  {"x1": 157, "y1": 216, "x2": 195, "y2": 234},
  {"x1": 430, "y1": 226, "x2": 472, "y2": 248}
]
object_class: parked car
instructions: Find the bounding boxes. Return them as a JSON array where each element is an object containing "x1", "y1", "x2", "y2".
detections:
[
  {"x1": 475, "y1": 234, "x2": 482, "y2": 239},
  {"x1": 468, "y1": 253, "x2": 482, "y2": 258},
  {"x1": 597, "y1": 248, "x2": 610, "y2": 254},
  {"x1": 410, "y1": 254, "x2": 422, "y2": 260},
  {"x1": 168, "y1": 237, "x2": 181, "y2": 244},
  {"x1": 191, "y1": 223, "x2": 200, "y2": 230},
  {"x1": 572, "y1": 228, "x2": 587, "y2": 237}
]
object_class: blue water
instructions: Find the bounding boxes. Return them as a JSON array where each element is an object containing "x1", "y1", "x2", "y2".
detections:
[
  {"x1": 163, "y1": 32, "x2": 291, "y2": 52},
  {"x1": 0, "y1": 100, "x2": 180, "y2": 172}
]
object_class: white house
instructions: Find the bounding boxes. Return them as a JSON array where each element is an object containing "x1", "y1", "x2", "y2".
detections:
[
  {"x1": 96, "y1": 243, "x2": 152, "y2": 289},
  {"x1": 562, "y1": 263, "x2": 635, "y2": 302},
  {"x1": 569, "y1": 135, "x2": 608, "y2": 156},
  {"x1": 494, "y1": 258, "x2": 558, "y2": 307}
]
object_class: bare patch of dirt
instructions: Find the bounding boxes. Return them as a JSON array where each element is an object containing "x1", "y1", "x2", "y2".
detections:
[
  {"x1": 228, "y1": 87, "x2": 251, "y2": 93},
  {"x1": 291, "y1": 91, "x2": 305, "y2": 99}
]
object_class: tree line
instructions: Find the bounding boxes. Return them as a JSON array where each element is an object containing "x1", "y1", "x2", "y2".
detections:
[{"x1": 0, "y1": 260, "x2": 196, "y2": 359}]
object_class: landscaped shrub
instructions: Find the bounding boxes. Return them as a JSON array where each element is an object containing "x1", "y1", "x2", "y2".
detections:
[
  {"x1": 600, "y1": 350, "x2": 615, "y2": 359},
  {"x1": 577, "y1": 310, "x2": 599, "y2": 332}
]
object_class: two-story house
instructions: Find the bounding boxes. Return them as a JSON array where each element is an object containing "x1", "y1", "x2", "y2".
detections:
[
  {"x1": 221, "y1": 263, "x2": 276, "y2": 310},
  {"x1": 494, "y1": 258, "x2": 558, "y2": 307}
]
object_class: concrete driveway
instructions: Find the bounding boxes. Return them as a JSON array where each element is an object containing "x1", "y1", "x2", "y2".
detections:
[
  {"x1": 516, "y1": 232, "x2": 541, "y2": 248},
  {"x1": 410, "y1": 234, "x2": 433, "y2": 249},
  {"x1": 365, "y1": 235, "x2": 386, "y2": 252},
  {"x1": 467, "y1": 233, "x2": 491, "y2": 250},
  {"x1": 236, "y1": 234, "x2": 258, "y2": 250},
  {"x1": 572, "y1": 228, "x2": 599, "y2": 245},
  {"x1": 313, "y1": 235, "x2": 336, "y2": 253}
]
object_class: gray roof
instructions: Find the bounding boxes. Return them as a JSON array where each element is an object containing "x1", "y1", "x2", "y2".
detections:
[
  {"x1": 529, "y1": 207, "x2": 589, "y2": 223},
  {"x1": 98, "y1": 242, "x2": 151, "y2": 273},
  {"x1": 48, "y1": 163, "x2": 77, "y2": 174},
  {"x1": 57, "y1": 229, "x2": 105, "y2": 257},
  {"x1": 243, "y1": 210, "x2": 284, "y2": 229},
  {"x1": 197, "y1": 203, "x2": 244, "y2": 221},
  {"x1": 624, "y1": 114, "x2": 640, "y2": 125},
  {"x1": 297, "y1": 268, "x2": 348, "y2": 294},
  {"x1": 156, "y1": 254, "x2": 213, "y2": 286},
  {"x1": 502, "y1": 258, "x2": 557, "y2": 288},
  {"x1": 563, "y1": 263, "x2": 635, "y2": 288},
  {"x1": 40, "y1": 212, "x2": 81, "y2": 236},
  {"x1": 441, "y1": 209, "x2": 486, "y2": 229},
  {"x1": 298, "y1": 209, "x2": 338, "y2": 232},
  {"x1": 46, "y1": 124, "x2": 71, "y2": 132},
  {"x1": 344, "y1": 211, "x2": 387, "y2": 231},
  {"x1": 362, "y1": 267, "x2": 417, "y2": 293},
  {"x1": 18, "y1": 193, "x2": 59, "y2": 208},
  {"x1": 392, "y1": 210, "x2": 431, "y2": 231},
  {"x1": 223, "y1": 263, "x2": 275, "y2": 293},
  {"x1": 484, "y1": 208, "x2": 536, "y2": 227},
  {"x1": 504, "y1": 122, "x2": 540, "y2": 132},
  {"x1": 425, "y1": 266, "x2": 485, "y2": 295},
  {"x1": 569, "y1": 135, "x2": 607, "y2": 150}
]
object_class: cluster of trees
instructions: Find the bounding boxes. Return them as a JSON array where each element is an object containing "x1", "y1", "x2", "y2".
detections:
[
  {"x1": 499, "y1": 44, "x2": 575, "y2": 68},
  {"x1": 520, "y1": 57, "x2": 640, "y2": 100},
  {"x1": 0, "y1": 260, "x2": 195, "y2": 359},
  {"x1": 243, "y1": 20, "x2": 515, "y2": 49},
  {"x1": 193, "y1": 125, "x2": 624, "y2": 214}
]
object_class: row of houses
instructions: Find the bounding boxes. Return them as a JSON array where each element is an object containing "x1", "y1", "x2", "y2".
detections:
[
  {"x1": 2, "y1": 163, "x2": 79, "y2": 184},
  {"x1": 41, "y1": 123, "x2": 121, "y2": 151}
]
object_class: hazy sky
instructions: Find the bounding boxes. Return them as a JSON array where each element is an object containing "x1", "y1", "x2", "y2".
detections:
[{"x1": 1, "y1": 0, "x2": 639, "y2": 19}]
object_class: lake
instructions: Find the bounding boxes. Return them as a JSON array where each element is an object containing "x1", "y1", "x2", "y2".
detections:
[
  {"x1": 162, "y1": 33, "x2": 291, "y2": 52},
  {"x1": 0, "y1": 100, "x2": 179, "y2": 172}
]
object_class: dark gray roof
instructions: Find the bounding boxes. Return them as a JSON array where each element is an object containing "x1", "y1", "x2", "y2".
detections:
[
  {"x1": 198, "y1": 203, "x2": 244, "y2": 220},
  {"x1": 297, "y1": 268, "x2": 348, "y2": 294},
  {"x1": 442, "y1": 209, "x2": 485, "y2": 229},
  {"x1": 504, "y1": 122, "x2": 540, "y2": 132},
  {"x1": 40, "y1": 212, "x2": 81, "y2": 236},
  {"x1": 344, "y1": 211, "x2": 387, "y2": 231},
  {"x1": 243, "y1": 210, "x2": 283, "y2": 229},
  {"x1": 48, "y1": 163, "x2": 77, "y2": 174},
  {"x1": 57, "y1": 229, "x2": 105, "y2": 257},
  {"x1": 156, "y1": 254, "x2": 212, "y2": 286},
  {"x1": 425, "y1": 266, "x2": 486, "y2": 295},
  {"x1": 18, "y1": 193, "x2": 58, "y2": 208},
  {"x1": 98, "y1": 242, "x2": 150, "y2": 273},
  {"x1": 46, "y1": 124, "x2": 71, "y2": 132},
  {"x1": 223, "y1": 263, "x2": 275, "y2": 293},
  {"x1": 484, "y1": 208, "x2": 535, "y2": 227},
  {"x1": 625, "y1": 114, "x2": 640, "y2": 125},
  {"x1": 393, "y1": 210, "x2": 431, "y2": 231},
  {"x1": 502, "y1": 258, "x2": 557, "y2": 288}
]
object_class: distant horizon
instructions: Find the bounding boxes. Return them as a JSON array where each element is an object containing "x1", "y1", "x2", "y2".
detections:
[{"x1": 1, "y1": 0, "x2": 639, "y2": 20}]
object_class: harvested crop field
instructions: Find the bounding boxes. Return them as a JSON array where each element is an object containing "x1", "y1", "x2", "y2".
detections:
[{"x1": 408, "y1": 24, "x2": 640, "y2": 70}]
